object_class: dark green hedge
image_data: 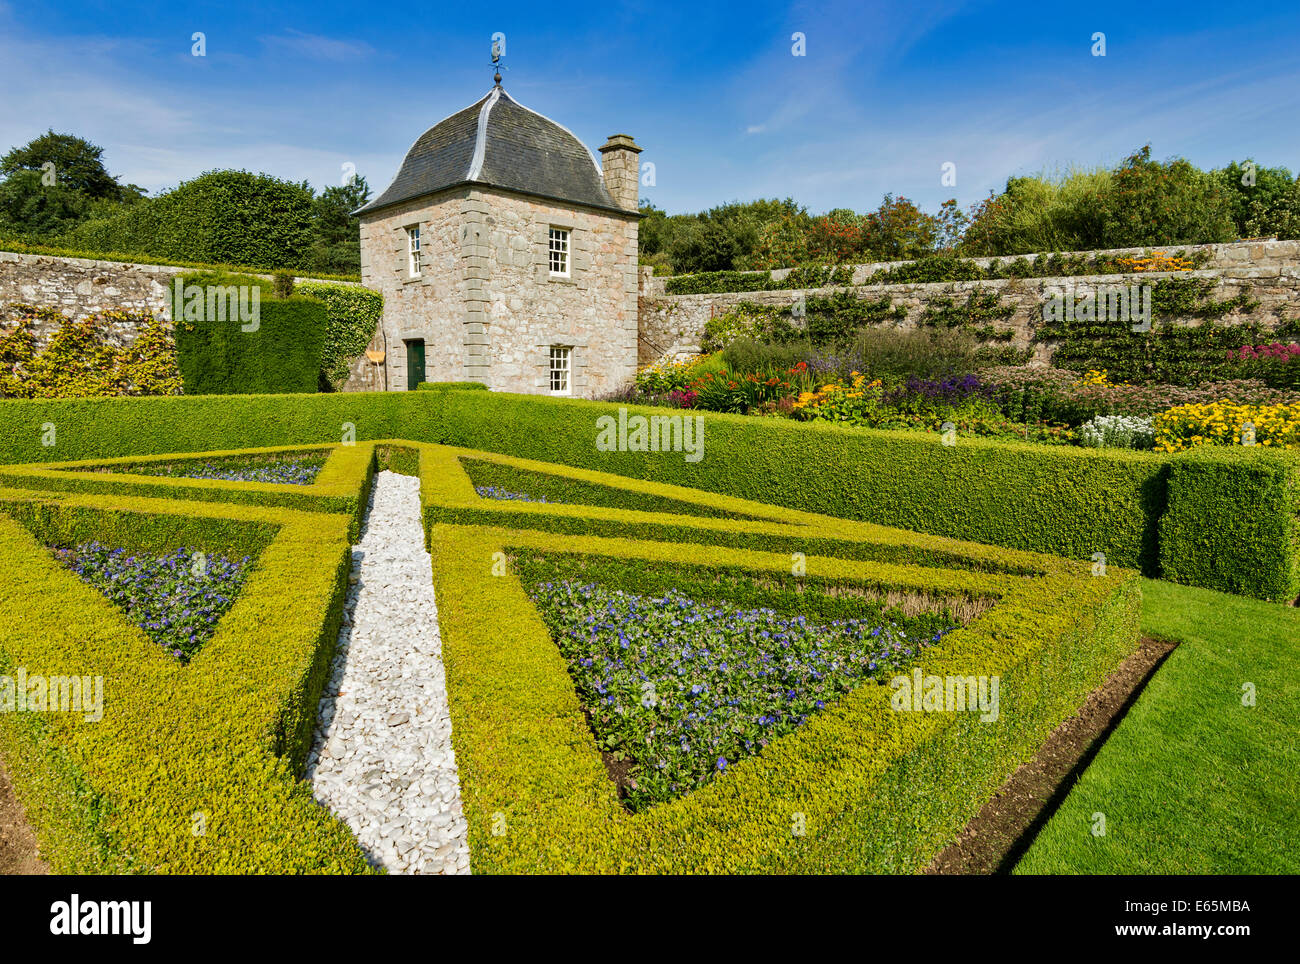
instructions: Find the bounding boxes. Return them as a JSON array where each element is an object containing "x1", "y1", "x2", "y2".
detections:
[
  {"x1": 416, "y1": 381, "x2": 488, "y2": 391},
  {"x1": 1159, "y1": 447, "x2": 1300, "y2": 602},
  {"x1": 0, "y1": 393, "x2": 435, "y2": 463},
  {"x1": 67, "y1": 170, "x2": 316, "y2": 272},
  {"x1": 435, "y1": 393, "x2": 1169, "y2": 574},
  {"x1": 174, "y1": 295, "x2": 325, "y2": 394}
]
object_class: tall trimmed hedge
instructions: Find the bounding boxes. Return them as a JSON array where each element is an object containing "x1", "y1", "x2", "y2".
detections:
[
  {"x1": 67, "y1": 170, "x2": 316, "y2": 271},
  {"x1": 171, "y1": 272, "x2": 326, "y2": 394},
  {"x1": 1159, "y1": 446, "x2": 1300, "y2": 602}
]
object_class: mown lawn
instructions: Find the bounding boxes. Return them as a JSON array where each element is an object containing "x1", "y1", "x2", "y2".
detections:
[{"x1": 1015, "y1": 578, "x2": 1299, "y2": 875}]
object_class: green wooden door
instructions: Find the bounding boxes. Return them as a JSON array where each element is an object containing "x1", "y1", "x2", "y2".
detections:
[{"x1": 405, "y1": 339, "x2": 425, "y2": 390}]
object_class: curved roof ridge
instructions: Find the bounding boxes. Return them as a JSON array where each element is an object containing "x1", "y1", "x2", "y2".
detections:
[{"x1": 466, "y1": 87, "x2": 503, "y2": 181}]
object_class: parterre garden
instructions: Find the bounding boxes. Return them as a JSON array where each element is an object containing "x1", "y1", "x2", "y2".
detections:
[{"x1": 0, "y1": 388, "x2": 1294, "y2": 873}]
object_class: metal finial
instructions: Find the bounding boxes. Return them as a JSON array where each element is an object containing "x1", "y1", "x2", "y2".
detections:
[{"x1": 490, "y1": 38, "x2": 506, "y2": 86}]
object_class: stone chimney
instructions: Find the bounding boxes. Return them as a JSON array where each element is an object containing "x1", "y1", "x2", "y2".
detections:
[{"x1": 599, "y1": 134, "x2": 642, "y2": 212}]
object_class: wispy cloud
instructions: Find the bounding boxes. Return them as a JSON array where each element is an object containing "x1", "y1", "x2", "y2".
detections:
[{"x1": 259, "y1": 29, "x2": 375, "y2": 62}]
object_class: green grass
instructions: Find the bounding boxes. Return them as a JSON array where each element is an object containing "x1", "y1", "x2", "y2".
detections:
[
  {"x1": 0, "y1": 236, "x2": 360, "y2": 282},
  {"x1": 1015, "y1": 578, "x2": 1300, "y2": 874}
]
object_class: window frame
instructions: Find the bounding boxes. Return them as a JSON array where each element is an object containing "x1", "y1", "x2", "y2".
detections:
[
  {"x1": 548, "y1": 345, "x2": 572, "y2": 396},
  {"x1": 406, "y1": 224, "x2": 422, "y2": 278},
  {"x1": 548, "y1": 226, "x2": 570, "y2": 278}
]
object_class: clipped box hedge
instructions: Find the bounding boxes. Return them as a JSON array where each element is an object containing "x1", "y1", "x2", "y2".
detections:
[
  {"x1": 434, "y1": 392, "x2": 1169, "y2": 572},
  {"x1": 1159, "y1": 446, "x2": 1300, "y2": 602},
  {"x1": 416, "y1": 381, "x2": 489, "y2": 392},
  {"x1": 419, "y1": 449, "x2": 1143, "y2": 872},
  {"x1": 0, "y1": 442, "x2": 378, "y2": 540},
  {"x1": 174, "y1": 295, "x2": 326, "y2": 395},
  {"x1": 0, "y1": 392, "x2": 435, "y2": 464},
  {"x1": 0, "y1": 486, "x2": 375, "y2": 873},
  {"x1": 0, "y1": 390, "x2": 1293, "y2": 598}
]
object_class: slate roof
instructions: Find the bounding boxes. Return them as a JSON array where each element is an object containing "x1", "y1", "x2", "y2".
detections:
[{"x1": 357, "y1": 87, "x2": 629, "y2": 217}]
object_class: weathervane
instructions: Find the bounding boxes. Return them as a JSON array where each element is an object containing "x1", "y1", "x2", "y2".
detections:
[{"x1": 491, "y1": 37, "x2": 507, "y2": 86}]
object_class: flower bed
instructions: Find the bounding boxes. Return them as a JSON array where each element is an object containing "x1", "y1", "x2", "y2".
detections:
[
  {"x1": 528, "y1": 579, "x2": 955, "y2": 810},
  {"x1": 52, "y1": 541, "x2": 251, "y2": 662},
  {"x1": 121, "y1": 452, "x2": 328, "y2": 485},
  {"x1": 475, "y1": 485, "x2": 548, "y2": 503},
  {"x1": 1152, "y1": 400, "x2": 1300, "y2": 452}
]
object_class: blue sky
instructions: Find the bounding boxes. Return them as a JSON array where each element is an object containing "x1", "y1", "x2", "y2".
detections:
[{"x1": 3, "y1": 0, "x2": 1299, "y2": 216}]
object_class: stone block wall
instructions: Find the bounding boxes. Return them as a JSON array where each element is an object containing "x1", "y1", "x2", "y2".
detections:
[
  {"x1": 638, "y1": 240, "x2": 1300, "y2": 366},
  {"x1": 0, "y1": 250, "x2": 357, "y2": 351}
]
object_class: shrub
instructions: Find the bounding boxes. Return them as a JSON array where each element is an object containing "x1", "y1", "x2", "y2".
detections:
[
  {"x1": 1226, "y1": 342, "x2": 1300, "y2": 391},
  {"x1": 633, "y1": 356, "x2": 705, "y2": 395},
  {"x1": 294, "y1": 281, "x2": 383, "y2": 388},
  {"x1": 1077, "y1": 415, "x2": 1155, "y2": 450},
  {"x1": 846, "y1": 327, "x2": 980, "y2": 380}
]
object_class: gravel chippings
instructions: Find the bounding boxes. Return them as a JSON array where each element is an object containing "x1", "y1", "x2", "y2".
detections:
[{"x1": 307, "y1": 470, "x2": 471, "y2": 875}]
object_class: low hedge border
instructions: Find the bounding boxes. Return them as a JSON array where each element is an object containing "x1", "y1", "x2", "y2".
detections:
[
  {"x1": 0, "y1": 393, "x2": 435, "y2": 464},
  {"x1": 0, "y1": 487, "x2": 374, "y2": 873},
  {"x1": 417, "y1": 444, "x2": 1050, "y2": 575},
  {"x1": 435, "y1": 392, "x2": 1300, "y2": 601},
  {"x1": 429, "y1": 517, "x2": 1141, "y2": 873},
  {"x1": 0, "y1": 443, "x2": 378, "y2": 541},
  {"x1": 435, "y1": 393, "x2": 1169, "y2": 569},
  {"x1": 415, "y1": 381, "x2": 489, "y2": 391}
]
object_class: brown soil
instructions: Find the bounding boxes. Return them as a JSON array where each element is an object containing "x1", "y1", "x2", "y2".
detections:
[
  {"x1": 0, "y1": 749, "x2": 49, "y2": 875},
  {"x1": 926, "y1": 636, "x2": 1177, "y2": 875}
]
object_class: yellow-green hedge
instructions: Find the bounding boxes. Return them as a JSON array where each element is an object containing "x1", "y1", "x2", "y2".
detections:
[
  {"x1": 0, "y1": 442, "x2": 377, "y2": 540},
  {"x1": 0, "y1": 488, "x2": 374, "y2": 873},
  {"x1": 420, "y1": 449, "x2": 1143, "y2": 873}
]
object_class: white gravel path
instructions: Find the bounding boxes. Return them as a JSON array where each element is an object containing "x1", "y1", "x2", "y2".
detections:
[{"x1": 306, "y1": 470, "x2": 471, "y2": 875}]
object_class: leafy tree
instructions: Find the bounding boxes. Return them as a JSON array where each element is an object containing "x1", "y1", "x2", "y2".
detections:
[
  {"x1": 862, "y1": 194, "x2": 938, "y2": 261},
  {"x1": 1098, "y1": 146, "x2": 1235, "y2": 248},
  {"x1": 0, "y1": 131, "x2": 144, "y2": 236},
  {"x1": 0, "y1": 130, "x2": 141, "y2": 200},
  {"x1": 1211, "y1": 160, "x2": 1297, "y2": 238},
  {"x1": 307, "y1": 175, "x2": 370, "y2": 274}
]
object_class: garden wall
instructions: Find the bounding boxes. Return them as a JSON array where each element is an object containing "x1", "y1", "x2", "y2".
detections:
[
  {"x1": 637, "y1": 240, "x2": 1300, "y2": 365},
  {"x1": 1, "y1": 389, "x2": 1295, "y2": 600},
  {"x1": 0, "y1": 251, "x2": 359, "y2": 349}
]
